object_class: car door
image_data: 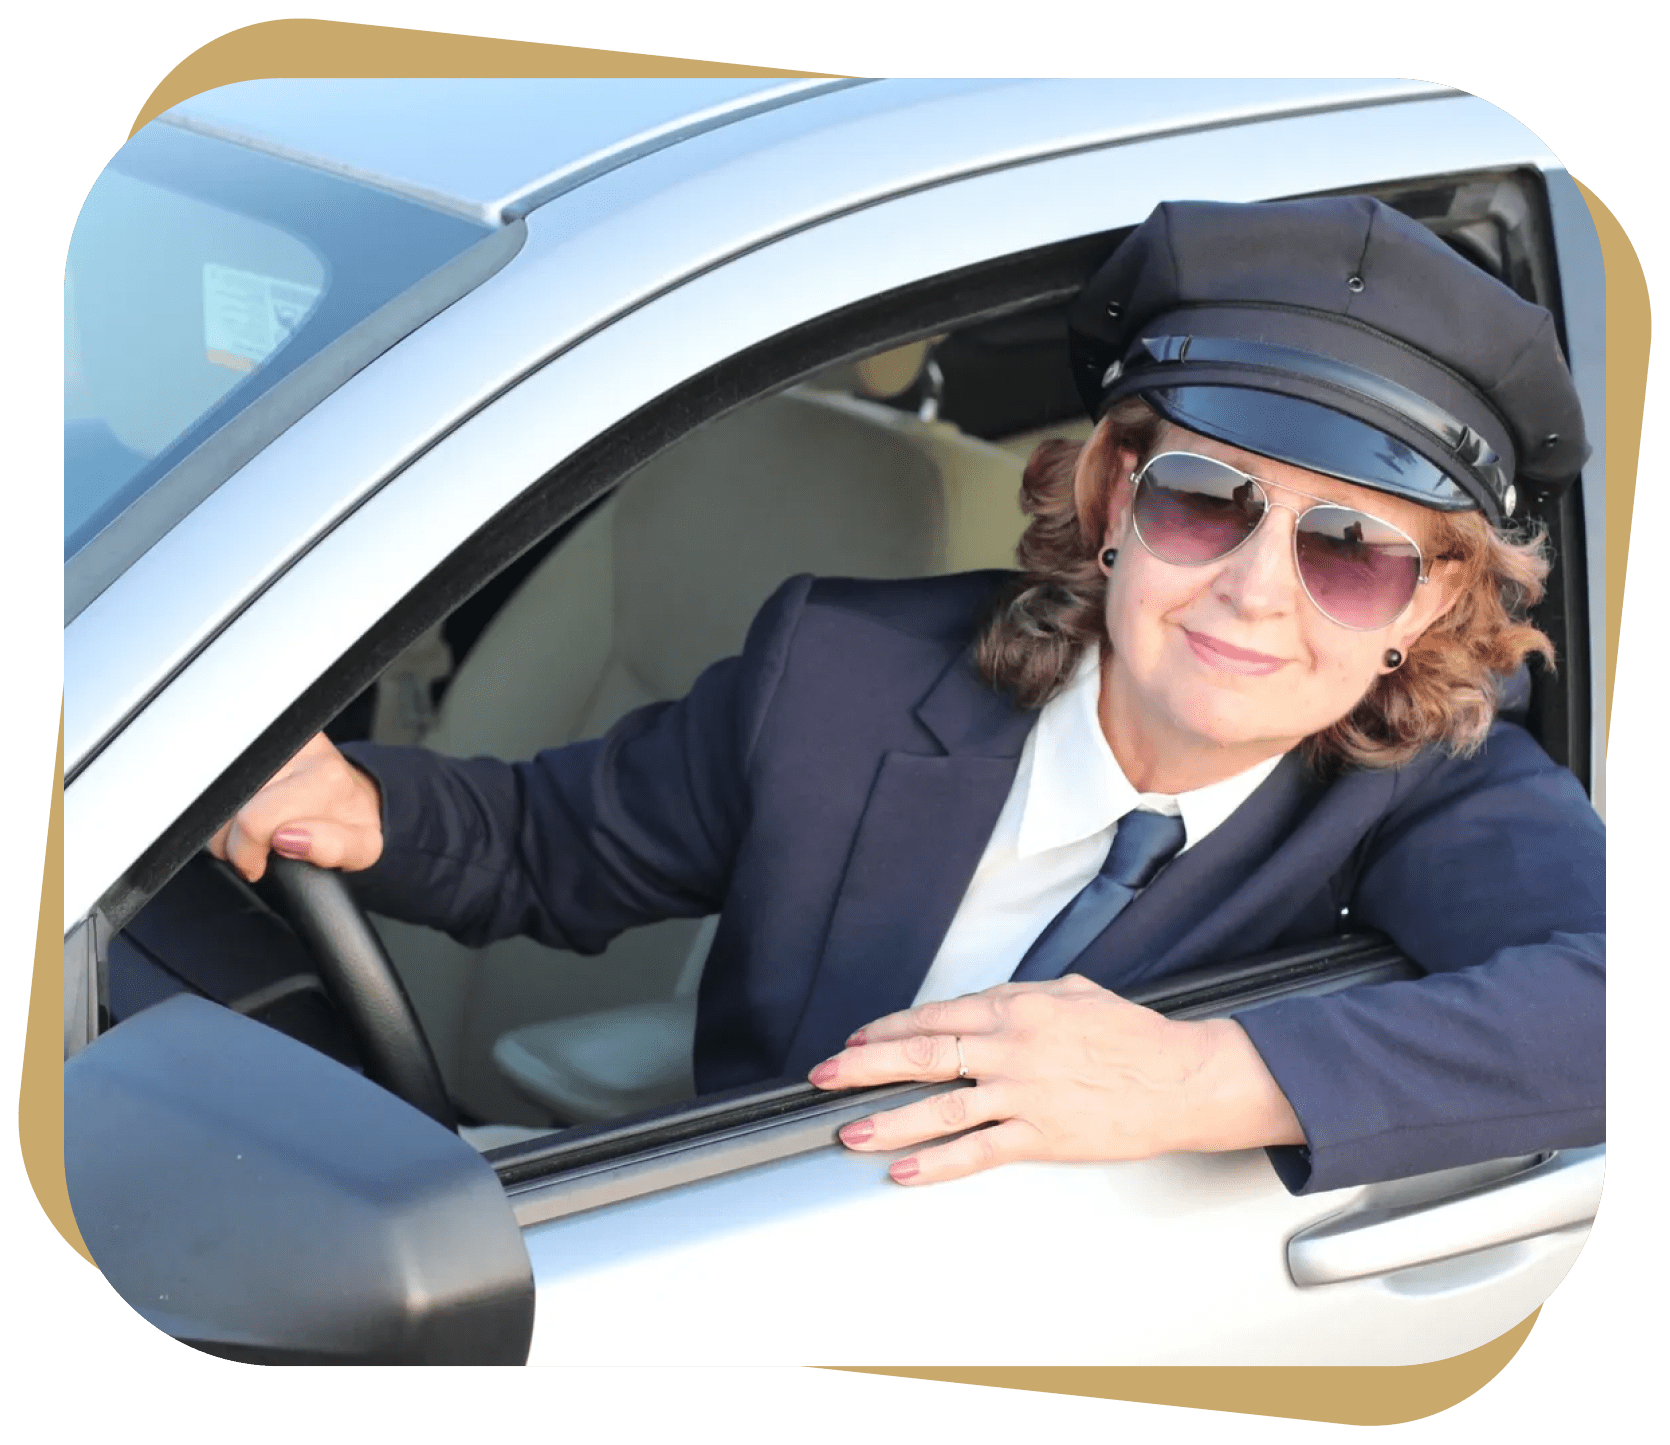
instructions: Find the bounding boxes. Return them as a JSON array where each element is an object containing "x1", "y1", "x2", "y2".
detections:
[{"x1": 63, "y1": 79, "x2": 1606, "y2": 1365}]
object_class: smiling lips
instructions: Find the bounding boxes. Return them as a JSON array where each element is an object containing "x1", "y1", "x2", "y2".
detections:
[{"x1": 1183, "y1": 628, "x2": 1289, "y2": 676}]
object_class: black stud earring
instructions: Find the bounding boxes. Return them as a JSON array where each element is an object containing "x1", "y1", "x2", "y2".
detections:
[
  {"x1": 1383, "y1": 648, "x2": 1404, "y2": 670},
  {"x1": 1100, "y1": 547, "x2": 1118, "y2": 570}
]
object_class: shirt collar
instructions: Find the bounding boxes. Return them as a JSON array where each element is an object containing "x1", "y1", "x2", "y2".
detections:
[{"x1": 1015, "y1": 650, "x2": 1286, "y2": 859}]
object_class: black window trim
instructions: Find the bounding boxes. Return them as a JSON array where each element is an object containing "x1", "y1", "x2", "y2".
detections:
[{"x1": 497, "y1": 933, "x2": 1420, "y2": 1227}]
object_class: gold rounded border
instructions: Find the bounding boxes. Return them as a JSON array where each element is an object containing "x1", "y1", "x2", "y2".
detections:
[
  {"x1": 127, "y1": 19, "x2": 840, "y2": 137},
  {"x1": 828, "y1": 1307, "x2": 1539, "y2": 1425},
  {"x1": 24, "y1": 22, "x2": 1646, "y2": 1412}
]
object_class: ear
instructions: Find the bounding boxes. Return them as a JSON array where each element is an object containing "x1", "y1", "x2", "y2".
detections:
[
  {"x1": 1102, "y1": 444, "x2": 1144, "y2": 552},
  {"x1": 1386, "y1": 556, "x2": 1465, "y2": 658}
]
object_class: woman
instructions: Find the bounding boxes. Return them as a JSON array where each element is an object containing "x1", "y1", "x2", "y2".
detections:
[{"x1": 213, "y1": 196, "x2": 1604, "y2": 1195}]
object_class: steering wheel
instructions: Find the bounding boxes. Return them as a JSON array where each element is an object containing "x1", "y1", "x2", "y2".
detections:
[{"x1": 262, "y1": 855, "x2": 457, "y2": 1131}]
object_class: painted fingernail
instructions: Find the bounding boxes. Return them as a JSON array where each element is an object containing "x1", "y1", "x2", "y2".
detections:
[
  {"x1": 889, "y1": 1157, "x2": 920, "y2": 1182},
  {"x1": 271, "y1": 827, "x2": 311, "y2": 857},
  {"x1": 845, "y1": 1028, "x2": 866, "y2": 1047},
  {"x1": 839, "y1": 1119, "x2": 874, "y2": 1146},
  {"x1": 808, "y1": 1059, "x2": 839, "y2": 1086}
]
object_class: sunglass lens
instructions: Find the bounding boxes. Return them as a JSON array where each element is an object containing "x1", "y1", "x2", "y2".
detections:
[
  {"x1": 1295, "y1": 507, "x2": 1422, "y2": 629},
  {"x1": 1133, "y1": 454, "x2": 1263, "y2": 564}
]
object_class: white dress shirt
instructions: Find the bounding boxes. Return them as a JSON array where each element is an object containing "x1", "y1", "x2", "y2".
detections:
[{"x1": 911, "y1": 651, "x2": 1285, "y2": 1005}]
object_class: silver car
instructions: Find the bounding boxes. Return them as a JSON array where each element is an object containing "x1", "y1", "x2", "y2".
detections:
[{"x1": 62, "y1": 78, "x2": 1607, "y2": 1367}]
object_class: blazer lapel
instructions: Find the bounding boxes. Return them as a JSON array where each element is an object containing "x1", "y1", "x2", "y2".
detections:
[{"x1": 781, "y1": 653, "x2": 1035, "y2": 1074}]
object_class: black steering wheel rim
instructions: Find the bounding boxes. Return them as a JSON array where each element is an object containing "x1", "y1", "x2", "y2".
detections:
[{"x1": 263, "y1": 856, "x2": 456, "y2": 1130}]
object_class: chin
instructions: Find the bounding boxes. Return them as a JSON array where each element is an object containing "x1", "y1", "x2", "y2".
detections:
[
  {"x1": 1163, "y1": 687, "x2": 1308, "y2": 753},
  {"x1": 1176, "y1": 711, "x2": 1275, "y2": 751}
]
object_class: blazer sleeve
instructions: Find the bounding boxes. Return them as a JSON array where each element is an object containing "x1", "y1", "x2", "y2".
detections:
[
  {"x1": 1233, "y1": 721, "x2": 1604, "y2": 1193},
  {"x1": 338, "y1": 574, "x2": 814, "y2": 953}
]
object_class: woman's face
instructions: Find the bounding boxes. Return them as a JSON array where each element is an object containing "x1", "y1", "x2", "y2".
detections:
[{"x1": 1099, "y1": 425, "x2": 1461, "y2": 771}]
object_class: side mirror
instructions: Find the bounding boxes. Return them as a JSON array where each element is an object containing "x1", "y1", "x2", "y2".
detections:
[{"x1": 65, "y1": 995, "x2": 533, "y2": 1364}]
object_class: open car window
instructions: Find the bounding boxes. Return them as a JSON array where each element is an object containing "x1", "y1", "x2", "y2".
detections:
[{"x1": 99, "y1": 165, "x2": 1592, "y2": 1169}]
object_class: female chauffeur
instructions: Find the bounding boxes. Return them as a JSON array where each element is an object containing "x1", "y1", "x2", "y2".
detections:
[{"x1": 211, "y1": 197, "x2": 1605, "y2": 1196}]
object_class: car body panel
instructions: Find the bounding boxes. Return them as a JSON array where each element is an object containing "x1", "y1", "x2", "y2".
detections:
[{"x1": 518, "y1": 1144, "x2": 1590, "y2": 1365}]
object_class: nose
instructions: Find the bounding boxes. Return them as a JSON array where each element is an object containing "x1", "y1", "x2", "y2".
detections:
[{"x1": 1212, "y1": 502, "x2": 1304, "y2": 619}]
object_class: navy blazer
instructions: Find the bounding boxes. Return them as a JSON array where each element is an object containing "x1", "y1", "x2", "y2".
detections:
[{"x1": 345, "y1": 571, "x2": 1605, "y2": 1193}]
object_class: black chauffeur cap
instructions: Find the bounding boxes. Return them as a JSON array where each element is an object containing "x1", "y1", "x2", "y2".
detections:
[{"x1": 1066, "y1": 197, "x2": 1589, "y2": 528}]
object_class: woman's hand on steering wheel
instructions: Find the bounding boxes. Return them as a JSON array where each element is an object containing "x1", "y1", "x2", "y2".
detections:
[
  {"x1": 208, "y1": 733, "x2": 451, "y2": 1128},
  {"x1": 808, "y1": 974, "x2": 1305, "y2": 1185},
  {"x1": 209, "y1": 732, "x2": 385, "y2": 882}
]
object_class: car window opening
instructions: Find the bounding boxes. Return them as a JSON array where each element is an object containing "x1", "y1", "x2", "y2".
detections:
[{"x1": 99, "y1": 166, "x2": 1588, "y2": 1188}]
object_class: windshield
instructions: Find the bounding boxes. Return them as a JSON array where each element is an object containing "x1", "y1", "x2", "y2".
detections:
[{"x1": 65, "y1": 122, "x2": 494, "y2": 565}]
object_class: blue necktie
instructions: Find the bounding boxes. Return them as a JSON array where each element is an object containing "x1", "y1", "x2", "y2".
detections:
[{"x1": 1008, "y1": 809, "x2": 1188, "y2": 982}]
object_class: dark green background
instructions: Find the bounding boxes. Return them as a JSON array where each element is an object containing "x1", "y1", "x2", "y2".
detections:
[{"x1": 9, "y1": 5, "x2": 1656, "y2": 1436}]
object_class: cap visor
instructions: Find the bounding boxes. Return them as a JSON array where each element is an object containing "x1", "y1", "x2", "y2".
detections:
[{"x1": 1142, "y1": 385, "x2": 1476, "y2": 511}]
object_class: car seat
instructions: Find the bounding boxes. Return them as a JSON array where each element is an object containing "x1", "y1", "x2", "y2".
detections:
[{"x1": 376, "y1": 379, "x2": 1037, "y2": 1124}]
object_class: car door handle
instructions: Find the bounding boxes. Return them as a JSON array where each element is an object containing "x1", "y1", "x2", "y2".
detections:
[{"x1": 1287, "y1": 1146, "x2": 1605, "y2": 1287}]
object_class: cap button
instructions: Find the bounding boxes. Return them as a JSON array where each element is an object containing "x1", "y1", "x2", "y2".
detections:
[{"x1": 1345, "y1": 275, "x2": 1365, "y2": 293}]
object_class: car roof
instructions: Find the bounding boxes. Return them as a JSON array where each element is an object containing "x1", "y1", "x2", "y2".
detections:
[
  {"x1": 160, "y1": 78, "x2": 863, "y2": 225},
  {"x1": 156, "y1": 78, "x2": 1461, "y2": 228}
]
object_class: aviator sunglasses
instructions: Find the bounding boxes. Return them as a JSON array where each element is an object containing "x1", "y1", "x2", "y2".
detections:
[{"x1": 1129, "y1": 450, "x2": 1430, "y2": 632}]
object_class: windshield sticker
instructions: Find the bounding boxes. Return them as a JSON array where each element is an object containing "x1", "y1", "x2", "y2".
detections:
[{"x1": 203, "y1": 263, "x2": 322, "y2": 373}]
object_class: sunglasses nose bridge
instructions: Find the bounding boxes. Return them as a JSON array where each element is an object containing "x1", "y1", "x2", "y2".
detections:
[{"x1": 1209, "y1": 492, "x2": 1307, "y2": 614}]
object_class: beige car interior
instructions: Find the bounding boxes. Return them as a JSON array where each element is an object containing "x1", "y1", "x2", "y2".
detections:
[{"x1": 371, "y1": 340, "x2": 1091, "y2": 1128}]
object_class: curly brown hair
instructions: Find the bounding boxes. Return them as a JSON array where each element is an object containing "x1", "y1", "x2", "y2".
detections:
[{"x1": 974, "y1": 398, "x2": 1557, "y2": 772}]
